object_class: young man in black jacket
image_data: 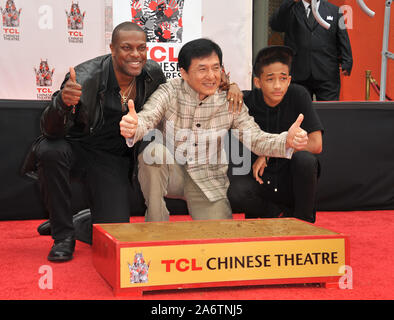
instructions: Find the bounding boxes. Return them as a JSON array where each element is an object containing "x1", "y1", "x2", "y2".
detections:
[
  {"x1": 228, "y1": 46, "x2": 324, "y2": 223},
  {"x1": 22, "y1": 22, "x2": 166, "y2": 262}
]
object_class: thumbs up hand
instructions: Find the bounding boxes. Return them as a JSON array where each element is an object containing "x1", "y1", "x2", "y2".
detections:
[
  {"x1": 286, "y1": 113, "x2": 308, "y2": 150},
  {"x1": 120, "y1": 99, "x2": 139, "y2": 139},
  {"x1": 61, "y1": 67, "x2": 82, "y2": 107},
  {"x1": 69, "y1": 66, "x2": 77, "y2": 83}
]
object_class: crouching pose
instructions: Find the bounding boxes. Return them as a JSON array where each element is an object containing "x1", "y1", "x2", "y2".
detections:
[{"x1": 120, "y1": 39, "x2": 308, "y2": 222}]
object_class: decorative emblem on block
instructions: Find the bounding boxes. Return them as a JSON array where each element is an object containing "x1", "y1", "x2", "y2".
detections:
[{"x1": 128, "y1": 252, "x2": 151, "y2": 283}]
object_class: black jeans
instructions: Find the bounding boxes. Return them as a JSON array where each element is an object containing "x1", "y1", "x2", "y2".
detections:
[
  {"x1": 228, "y1": 151, "x2": 320, "y2": 223},
  {"x1": 35, "y1": 138, "x2": 132, "y2": 240}
]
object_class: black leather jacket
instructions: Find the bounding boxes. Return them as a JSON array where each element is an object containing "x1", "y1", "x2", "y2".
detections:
[{"x1": 22, "y1": 54, "x2": 166, "y2": 176}]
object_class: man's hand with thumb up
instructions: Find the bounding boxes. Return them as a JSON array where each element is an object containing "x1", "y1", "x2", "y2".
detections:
[
  {"x1": 120, "y1": 99, "x2": 139, "y2": 139},
  {"x1": 61, "y1": 67, "x2": 82, "y2": 107},
  {"x1": 286, "y1": 113, "x2": 308, "y2": 150}
]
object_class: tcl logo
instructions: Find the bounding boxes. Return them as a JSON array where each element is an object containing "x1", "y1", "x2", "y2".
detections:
[
  {"x1": 68, "y1": 31, "x2": 83, "y2": 37},
  {"x1": 147, "y1": 46, "x2": 177, "y2": 63},
  {"x1": 36, "y1": 88, "x2": 53, "y2": 93},
  {"x1": 3, "y1": 28, "x2": 19, "y2": 34},
  {"x1": 161, "y1": 258, "x2": 202, "y2": 272}
]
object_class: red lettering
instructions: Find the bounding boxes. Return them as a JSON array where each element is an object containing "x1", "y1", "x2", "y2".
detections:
[
  {"x1": 68, "y1": 31, "x2": 83, "y2": 37},
  {"x1": 168, "y1": 47, "x2": 178, "y2": 62},
  {"x1": 161, "y1": 259, "x2": 175, "y2": 272},
  {"x1": 191, "y1": 258, "x2": 202, "y2": 271},
  {"x1": 4, "y1": 28, "x2": 19, "y2": 34},
  {"x1": 37, "y1": 88, "x2": 53, "y2": 94},
  {"x1": 176, "y1": 258, "x2": 189, "y2": 272},
  {"x1": 149, "y1": 46, "x2": 166, "y2": 62},
  {"x1": 148, "y1": 46, "x2": 178, "y2": 63},
  {"x1": 162, "y1": 258, "x2": 202, "y2": 272}
]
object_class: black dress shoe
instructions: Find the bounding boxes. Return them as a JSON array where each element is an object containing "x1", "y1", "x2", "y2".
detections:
[
  {"x1": 47, "y1": 236, "x2": 76, "y2": 262},
  {"x1": 38, "y1": 209, "x2": 92, "y2": 245}
]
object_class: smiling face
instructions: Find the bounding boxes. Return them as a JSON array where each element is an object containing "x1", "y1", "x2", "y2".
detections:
[
  {"x1": 110, "y1": 29, "x2": 147, "y2": 80},
  {"x1": 254, "y1": 62, "x2": 292, "y2": 107},
  {"x1": 180, "y1": 52, "x2": 222, "y2": 101}
]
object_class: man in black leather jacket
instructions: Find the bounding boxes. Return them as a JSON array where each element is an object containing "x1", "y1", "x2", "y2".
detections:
[{"x1": 22, "y1": 22, "x2": 166, "y2": 262}]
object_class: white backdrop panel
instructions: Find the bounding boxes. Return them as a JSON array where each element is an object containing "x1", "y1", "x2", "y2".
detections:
[
  {"x1": 202, "y1": 0, "x2": 253, "y2": 90},
  {"x1": 0, "y1": 0, "x2": 106, "y2": 100},
  {"x1": 0, "y1": 0, "x2": 252, "y2": 100}
]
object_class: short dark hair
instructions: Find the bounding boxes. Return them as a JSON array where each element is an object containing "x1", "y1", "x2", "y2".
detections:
[
  {"x1": 253, "y1": 45, "x2": 294, "y2": 77},
  {"x1": 178, "y1": 38, "x2": 223, "y2": 72},
  {"x1": 111, "y1": 22, "x2": 146, "y2": 45}
]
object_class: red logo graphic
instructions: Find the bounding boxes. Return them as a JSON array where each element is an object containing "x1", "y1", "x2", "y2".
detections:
[
  {"x1": 34, "y1": 59, "x2": 54, "y2": 87},
  {"x1": 66, "y1": 1, "x2": 85, "y2": 30},
  {"x1": 131, "y1": 0, "x2": 184, "y2": 43},
  {"x1": 0, "y1": 0, "x2": 21, "y2": 27},
  {"x1": 128, "y1": 252, "x2": 151, "y2": 283}
]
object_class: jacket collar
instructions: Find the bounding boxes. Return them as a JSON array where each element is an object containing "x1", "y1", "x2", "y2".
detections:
[
  {"x1": 296, "y1": 0, "x2": 325, "y2": 31},
  {"x1": 141, "y1": 63, "x2": 154, "y2": 83},
  {"x1": 182, "y1": 79, "x2": 199, "y2": 100}
]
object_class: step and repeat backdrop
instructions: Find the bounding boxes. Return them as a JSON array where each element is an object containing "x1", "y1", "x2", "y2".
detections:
[{"x1": 0, "y1": 0, "x2": 252, "y2": 100}]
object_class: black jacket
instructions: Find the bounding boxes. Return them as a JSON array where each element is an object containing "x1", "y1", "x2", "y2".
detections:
[
  {"x1": 270, "y1": 0, "x2": 353, "y2": 81},
  {"x1": 21, "y1": 54, "x2": 166, "y2": 176}
]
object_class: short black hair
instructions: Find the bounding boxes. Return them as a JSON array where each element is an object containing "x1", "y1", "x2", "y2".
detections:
[
  {"x1": 178, "y1": 38, "x2": 223, "y2": 72},
  {"x1": 253, "y1": 45, "x2": 294, "y2": 77},
  {"x1": 111, "y1": 22, "x2": 146, "y2": 45}
]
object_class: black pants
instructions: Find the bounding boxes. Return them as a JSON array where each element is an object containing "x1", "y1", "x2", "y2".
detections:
[
  {"x1": 294, "y1": 76, "x2": 340, "y2": 101},
  {"x1": 35, "y1": 138, "x2": 132, "y2": 240},
  {"x1": 228, "y1": 151, "x2": 320, "y2": 223}
]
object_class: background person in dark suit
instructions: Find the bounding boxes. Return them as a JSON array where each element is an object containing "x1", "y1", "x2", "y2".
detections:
[{"x1": 270, "y1": 0, "x2": 353, "y2": 101}]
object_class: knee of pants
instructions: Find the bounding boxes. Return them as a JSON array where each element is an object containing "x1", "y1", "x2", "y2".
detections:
[
  {"x1": 140, "y1": 142, "x2": 174, "y2": 166},
  {"x1": 35, "y1": 138, "x2": 72, "y2": 165},
  {"x1": 138, "y1": 160, "x2": 170, "y2": 200},
  {"x1": 227, "y1": 174, "x2": 259, "y2": 208},
  {"x1": 138, "y1": 142, "x2": 173, "y2": 182},
  {"x1": 290, "y1": 151, "x2": 319, "y2": 177},
  {"x1": 138, "y1": 154, "x2": 166, "y2": 180}
]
